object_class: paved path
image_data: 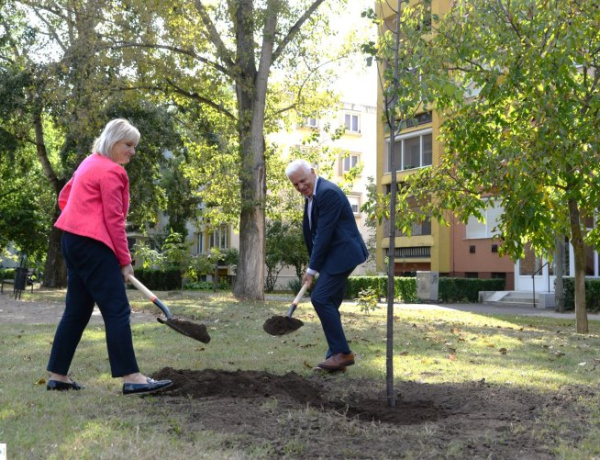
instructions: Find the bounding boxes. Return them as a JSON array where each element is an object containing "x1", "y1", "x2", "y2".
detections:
[
  {"x1": 389, "y1": 301, "x2": 600, "y2": 320},
  {"x1": 264, "y1": 293, "x2": 600, "y2": 320},
  {"x1": 2, "y1": 291, "x2": 598, "y2": 324}
]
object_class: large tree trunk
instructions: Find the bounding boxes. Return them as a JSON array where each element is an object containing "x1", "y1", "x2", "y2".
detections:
[
  {"x1": 232, "y1": 0, "x2": 276, "y2": 300},
  {"x1": 32, "y1": 97, "x2": 67, "y2": 288},
  {"x1": 568, "y1": 199, "x2": 588, "y2": 333},
  {"x1": 43, "y1": 225, "x2": 67, "y2": 288}
]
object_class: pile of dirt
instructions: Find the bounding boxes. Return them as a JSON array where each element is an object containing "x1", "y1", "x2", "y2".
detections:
[
  {"x1": 262, "y1": 315, "x2": 304, "y2": 335},
  {"x1": 153, "y1": 367, "x2": 446, "y2": 426},
  {"x1": 147, "y1": 367, "x2": 592, "y2": 457}
]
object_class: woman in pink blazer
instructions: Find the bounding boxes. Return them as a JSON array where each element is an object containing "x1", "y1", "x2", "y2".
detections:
[{"x1": 46, "y1": 119, "x2": 172, "y2": 396}]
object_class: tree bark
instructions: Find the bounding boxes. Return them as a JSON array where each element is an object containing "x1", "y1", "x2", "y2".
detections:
[
  {"x1": 232, "y1": 0, "x2": 277, "y2": 300},
  {"x1": 32, "y1": 97, "x2": 67, "y2": 287},
  {"x1": 554, "y1": 235, "x2": 565, "y2": 312},
  {"x1": 568, "y1": 198, "x2": 588, "y2": 333}
]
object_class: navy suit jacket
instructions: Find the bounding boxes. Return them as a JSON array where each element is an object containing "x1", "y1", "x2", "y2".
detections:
[{"x1": 303, "y1": 178, "x2": 368, "y2": 275}]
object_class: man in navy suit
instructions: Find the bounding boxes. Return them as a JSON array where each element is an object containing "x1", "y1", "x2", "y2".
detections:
[{"x1": 285, "y1": 159, "x2": 368, "y2": 372}]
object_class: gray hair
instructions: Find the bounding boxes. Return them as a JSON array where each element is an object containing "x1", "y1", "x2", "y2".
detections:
[
  {"x1": 285, "y1": 159, "x2": 313, "y2": 178},
  {"x1": 93, "y1": 119, "x2": 140, "y2": 160}
]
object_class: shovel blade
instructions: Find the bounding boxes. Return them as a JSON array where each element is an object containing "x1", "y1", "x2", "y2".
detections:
[{"x1": 158, "y1": 317, "x2": 211, "y2": 343}]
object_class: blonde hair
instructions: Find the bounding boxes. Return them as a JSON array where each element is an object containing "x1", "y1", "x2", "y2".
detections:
[{"x1": 93, "y1": 119, "x2": 140, "y2": 160}]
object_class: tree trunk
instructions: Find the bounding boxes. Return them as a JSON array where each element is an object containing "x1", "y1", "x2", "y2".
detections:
[
  {"x1": 32, "y1": 97, "x2": 67, "y2": 288},
  {"x1": 43, "y1": 225, "x2": 67, "y2": 288},
  {"x1": 232, "y1": 0, "x2": 276, "y2": 300},
  {"x1": 568, "y1": 199, "x2": 588, "y2": 333},
  {"x1": 554, "y1": 235, "x2": 565, "y2": 312}
]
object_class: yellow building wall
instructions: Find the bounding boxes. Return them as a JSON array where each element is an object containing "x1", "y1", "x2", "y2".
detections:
[{"x1": 375, "y1": 0, "x2": 452, "y2": 275}]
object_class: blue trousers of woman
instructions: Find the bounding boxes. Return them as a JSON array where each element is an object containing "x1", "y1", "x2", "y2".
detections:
[
  {"x1": 47, "y1": 231, "x2": 140, "y2": 378},
  {"x1": 310, "y1": 268, "x2": 355, "y2": 358}
]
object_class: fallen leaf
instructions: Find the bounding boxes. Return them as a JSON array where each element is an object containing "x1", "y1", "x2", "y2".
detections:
[
  {"x1": 399, "y1": 351, "x2": 409, "y2": 356},
  {"x1": 448, "y1": 354, "x2": 456, "y2": 361},
  {"x1": 35, "y1": 378, "x2": 47, "y2": 385},
  {"x1": 499, "y1": 348, "x2": 507, "y2": 355},
  {"x1": 303, "y1": 361, "x2": 313, "y2": 369}
]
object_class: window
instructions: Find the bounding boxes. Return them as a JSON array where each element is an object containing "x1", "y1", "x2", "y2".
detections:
[
  {"x1": 385, "y1": 129, "x2": 432, "y2": 172},
  {"x1": 342, "y1": 153, "x2": 359, "y2": 172},
  {"x1": 348, "y1": 195, "x2": 360, "y2": 214},
  {"x1": 305, "y1": 117, "x2": 318, "y2": 128},
  {"x1": 466, "y1": 200, "x2": 502, "y2": 239},
  {"x1": 344, "y1": 113, "x2": 360, "y2": 133},
  {"x1": 197, "y1": 232, "x2": 205, "y2": 255},
  {"x1": 208, "y1": 225, "x2": 229, "y2": 250}
]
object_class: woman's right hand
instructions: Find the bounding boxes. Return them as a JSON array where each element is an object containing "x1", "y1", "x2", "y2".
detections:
[{"x1": 121, "y1": 264, "x2": 134, "y2": 282}]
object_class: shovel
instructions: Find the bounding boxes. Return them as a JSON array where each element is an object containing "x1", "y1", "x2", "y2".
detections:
[
  {"x1": 263, "y1": 282, "x2": 309, "y2": 336},
  {"x1": 127, "y1": 275, "x2": 211, "y2": 343}
]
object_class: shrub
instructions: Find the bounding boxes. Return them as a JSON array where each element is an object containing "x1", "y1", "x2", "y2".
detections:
[
  {"x1": 133, "y1": 269, "x2": 182, "y2": 291},
  {"x1": 438, "y1": 278, "x2": 505, "y2": 303},
  {"x1": 562, "y1": 277, "x2": 600, "y2": 311},
  {"x1": 345, "y1": 276, "x2": 417, "y2": 303},
  {"x1": 356, "y1": 288, "x2": 379, "y2": 315}
]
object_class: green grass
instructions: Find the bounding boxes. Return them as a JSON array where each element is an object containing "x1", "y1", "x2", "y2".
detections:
[{"x1": 2, "y1": 288, "x2": 600, "y2": 458}]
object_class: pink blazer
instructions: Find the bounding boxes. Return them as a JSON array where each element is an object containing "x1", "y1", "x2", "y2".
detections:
[{"x1": 55, "y1": 153, "x2": 132, "y2": 266}]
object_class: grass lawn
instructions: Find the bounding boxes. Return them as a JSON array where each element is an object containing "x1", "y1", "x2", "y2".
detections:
[{"x1": 2, "y1": 288, "x2": 600, "y2": 458}]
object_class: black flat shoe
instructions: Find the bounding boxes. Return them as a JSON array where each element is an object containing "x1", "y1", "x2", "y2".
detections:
[
  {"x1": 122, "y1": 378, "x2": 172, "y2": 396},
  {"x1": 47, "y1": 379, "x2": 84, "y2": 391}
]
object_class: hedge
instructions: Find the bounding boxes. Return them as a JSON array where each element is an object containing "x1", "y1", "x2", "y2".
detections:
[
  {"x1": 0, "y1": 268, "x2": 17, "y2": 280},
  {"x1": 562, "y1": 277, "x2": 600, "y2": 311},
  {"x1": 346, "y1": 276, "x2": 505, "y2": 304},
  {"x1": 132, "y1": 268, "x2": 182, "y2": 291},
  {"x1": 438, "y1": 278, "x2": 505, "y2": 303},
  {"x1": 345, "y1": 276, "x2": 417, "y2": 303}
]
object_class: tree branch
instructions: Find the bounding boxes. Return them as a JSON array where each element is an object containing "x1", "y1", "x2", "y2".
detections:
[
  {"x1": 271, "y1": 0, "x2": 327, "y2": 64},
  {"x1": 194, "y1": 0, "x2": 236, "y2": 71},
  {"x1": 106, "y1": 41, "x2": 233, "y2": 77}
]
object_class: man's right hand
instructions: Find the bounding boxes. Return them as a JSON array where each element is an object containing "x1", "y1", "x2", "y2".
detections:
[{"x1": 302, "y1": 273, "x2": 315, "y2": 288}]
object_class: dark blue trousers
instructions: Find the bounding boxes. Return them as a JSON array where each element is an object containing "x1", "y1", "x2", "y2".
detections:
[
  {"x1": 47, "y1": 232, "x2": 139, "y2": 378},
  {"x1": 310, "y1": 268, "x2": 354, "y2": 358}
]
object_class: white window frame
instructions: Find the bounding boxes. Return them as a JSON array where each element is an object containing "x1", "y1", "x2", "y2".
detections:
[
  {"x1": 342, "y1": 153, "x2": 360, "y2": 173},
  {"x1": 347, "y1": 194, "x2": 361, "y2": 215},
  {"x1": 385, "y1": 128, "x2": 432, "y2": 172},
  {"x1": 305, "y1": 117, "x2": 319, "y2": 128},
  {"x1": 197, "y1": 231, "x2": 205, "y2": 255},
  {"x1": 466, "y1": 199, "x2": 502, "y2": 239},
  {"x1": 208, "y1": 225, "x2": 230, "y2": 250},
  {"x1": 344, "y1": 112, "x2": 360, "y2": 133}
]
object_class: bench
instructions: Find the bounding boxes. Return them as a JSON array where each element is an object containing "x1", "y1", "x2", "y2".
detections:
[{"x1": 1, "y1": 268, "x2": 35, "y2": 300}]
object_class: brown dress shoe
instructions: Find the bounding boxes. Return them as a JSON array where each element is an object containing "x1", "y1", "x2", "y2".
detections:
[{"x1": 317, "y1": 352, "x2": 355, "y2": 371}]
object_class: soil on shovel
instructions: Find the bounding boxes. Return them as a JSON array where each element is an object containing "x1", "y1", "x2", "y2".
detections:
[
  {"x1": 159, "y1": 317, "x2": 211, "y2": 343},
  {"x1": 150, "y1": 367, "x2": 573, "y2": 458},
  {"x1": 262, "y1": 315, "x2": 304, "y2": 335}
]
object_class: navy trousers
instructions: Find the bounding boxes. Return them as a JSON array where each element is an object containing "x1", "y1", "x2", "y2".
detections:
[
  {"x1": 47, "y1": 232, "x2": 139, "y2": 378},
  {"x1": 310, "y1": 268, "x2": 354, "y2": 358}
]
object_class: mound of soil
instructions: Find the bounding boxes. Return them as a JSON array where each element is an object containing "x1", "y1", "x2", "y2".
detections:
[
  {"x1": 150, "y1": 367, "x2": 574, "y2": 458},
  {"x1": 153, "y1": 367, "x2": 444, "y2": 425}
]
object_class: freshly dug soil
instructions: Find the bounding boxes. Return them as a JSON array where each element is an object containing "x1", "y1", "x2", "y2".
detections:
[
  {"x1": 159, "y1": 317, "x2": 211, "y2": 343},
  {"x1": 262, "y1": 315, "x2": 304, "y2": 335},
  {"x1": 150, "y1": 367, "x2": 580, "y2": 458}
]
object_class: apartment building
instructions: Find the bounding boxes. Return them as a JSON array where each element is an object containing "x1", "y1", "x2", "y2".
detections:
[{"x1": 375, "y1": 0, "x2": 515, "y2": 289}]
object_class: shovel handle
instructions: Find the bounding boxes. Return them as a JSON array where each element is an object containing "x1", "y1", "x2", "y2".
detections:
[
  {"x1": 286, "y1": 282, "x2": 310, "y2": 318},
  {"x1": 127, "y1": 274, "x2": 173, "y2": 319}
]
